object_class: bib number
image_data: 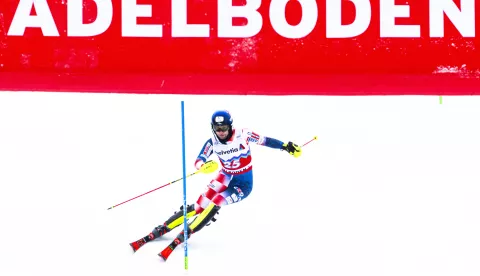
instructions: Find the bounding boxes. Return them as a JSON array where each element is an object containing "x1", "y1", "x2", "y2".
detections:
[{"x1": 223, "y1": 159, "x2": 241, "y2": 169}]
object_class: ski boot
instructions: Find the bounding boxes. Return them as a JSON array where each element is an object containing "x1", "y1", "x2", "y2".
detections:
[{"x1": 129, "y1": 204, "x2": 196, "y2": 253}]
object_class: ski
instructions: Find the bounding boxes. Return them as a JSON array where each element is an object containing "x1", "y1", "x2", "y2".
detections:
[
  {"x1": 129, "y1": 225, "x2": 169, "y2": 253},
  {"x1": 158, "y1": 237, "x2": 183, "y2": 261},
  {"x1": 129, "y1": 238, "x2": 147, "y2": 253}
]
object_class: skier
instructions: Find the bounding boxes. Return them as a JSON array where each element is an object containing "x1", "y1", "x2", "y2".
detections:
[{"x1": 129, "y1": 110, "x2": 302, "y2": 260}]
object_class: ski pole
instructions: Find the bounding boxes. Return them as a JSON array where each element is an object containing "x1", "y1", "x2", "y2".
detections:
[
  {"x1": 301, "y1": 136, "x2": 318, "y2": 147},
  {"x1": 106, "y1": 171, "x2": 200, "y2": 210},
  {"x1": 106, "y1": 161, "x2": 219, "y2": 210}
]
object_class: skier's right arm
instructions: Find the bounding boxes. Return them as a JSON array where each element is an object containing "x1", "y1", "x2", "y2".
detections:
[{"x1": 194, "y1": 138, "x2": 214, "y2": 170}]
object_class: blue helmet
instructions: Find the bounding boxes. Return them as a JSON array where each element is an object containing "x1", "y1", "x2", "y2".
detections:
[
  {"x1": 211, "y1": 110, "x2": 234, "y2": 143},
  {"x1": 211, "y1": 110, "x2": 233, "y2": 127}
]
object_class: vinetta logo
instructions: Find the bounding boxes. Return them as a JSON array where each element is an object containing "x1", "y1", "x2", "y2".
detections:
[{"x1": 215, "y1": 148, "x2": 239, "y2": 155}]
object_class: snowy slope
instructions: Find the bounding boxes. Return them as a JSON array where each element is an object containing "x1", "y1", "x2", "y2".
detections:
[{"x1": 0, "y1": 93, "x2": 479, "y2": 276}]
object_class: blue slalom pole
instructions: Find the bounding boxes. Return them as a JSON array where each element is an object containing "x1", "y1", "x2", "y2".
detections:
[{"x1": 181, "y1": 101, "x2": 188, "y2": 270}]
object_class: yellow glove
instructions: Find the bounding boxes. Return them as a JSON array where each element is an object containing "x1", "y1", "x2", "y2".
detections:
[
  {"x1": 282, "y1": 142, "x2": 302, "y2": 158},
  {"x1": 199, "y1": 160, "x2": 219, "y2": 173}
]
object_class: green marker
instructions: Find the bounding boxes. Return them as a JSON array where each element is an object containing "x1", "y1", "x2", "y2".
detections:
[{"x1": 439, "y1": 96, "x2": 443, "y2": 104}]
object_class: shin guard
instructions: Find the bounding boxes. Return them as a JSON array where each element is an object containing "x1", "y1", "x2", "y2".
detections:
[
  {"x1": 189, "y1": 203, "x2": 221, "y2": 234},
  {"x1": 164, "y1": 204, "x2": 197, "y2": 231},
  {"x1": 158, "y1": 203, "x2": 221, "y2": 260}
]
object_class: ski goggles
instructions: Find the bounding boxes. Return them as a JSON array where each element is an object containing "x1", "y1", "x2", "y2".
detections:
[{"x1": 213, "y1": 125, "x2": 229, "y2": 132}]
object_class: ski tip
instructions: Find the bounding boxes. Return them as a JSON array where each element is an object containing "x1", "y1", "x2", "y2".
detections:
[
  {"x1": 159, "y1": 246, "x2": 173, "y2": 261},
  {"x1": 130, "y1": 240, "x2": 145, "y2": 253},
  {"x1": 158, "y1": 252, "x2": 168, "y2": 261}
]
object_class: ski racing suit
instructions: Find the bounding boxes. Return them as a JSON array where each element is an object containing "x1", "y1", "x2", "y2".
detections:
[{"x1": 193, "y1": 128, "x2": 285, "y2": 214}]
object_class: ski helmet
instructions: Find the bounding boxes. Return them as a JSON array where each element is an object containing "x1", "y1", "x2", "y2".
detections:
[{"x1": 211, "y1": 110, "x2": 234, "y2": 143}]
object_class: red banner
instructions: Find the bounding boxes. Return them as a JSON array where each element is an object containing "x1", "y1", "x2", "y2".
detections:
[{"x1": 1, "y1": 0, "x2": 479, "y2": 94}]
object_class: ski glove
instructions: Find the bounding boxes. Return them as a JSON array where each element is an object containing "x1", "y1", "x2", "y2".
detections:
[
  {"x1": 282, "y1": 142, "x2": 302, "y2": 158},
  {"x1": 200, "y1": 160, "x2": 219, "y2": 174}
]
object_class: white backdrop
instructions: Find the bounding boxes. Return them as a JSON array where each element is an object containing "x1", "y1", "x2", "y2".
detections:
[{"x1": 0, "y1": 92, "x2": 479, "y2": 276}]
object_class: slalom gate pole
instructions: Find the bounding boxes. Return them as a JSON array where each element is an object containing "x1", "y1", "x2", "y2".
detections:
[{"x1": 181, "y1": 101, "x2": 189, "y2": 270}]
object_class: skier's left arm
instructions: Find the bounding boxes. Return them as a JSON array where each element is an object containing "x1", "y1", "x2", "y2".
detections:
[{"x1": 244, "y1": 129, "x2": 302, "y2": 157}]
